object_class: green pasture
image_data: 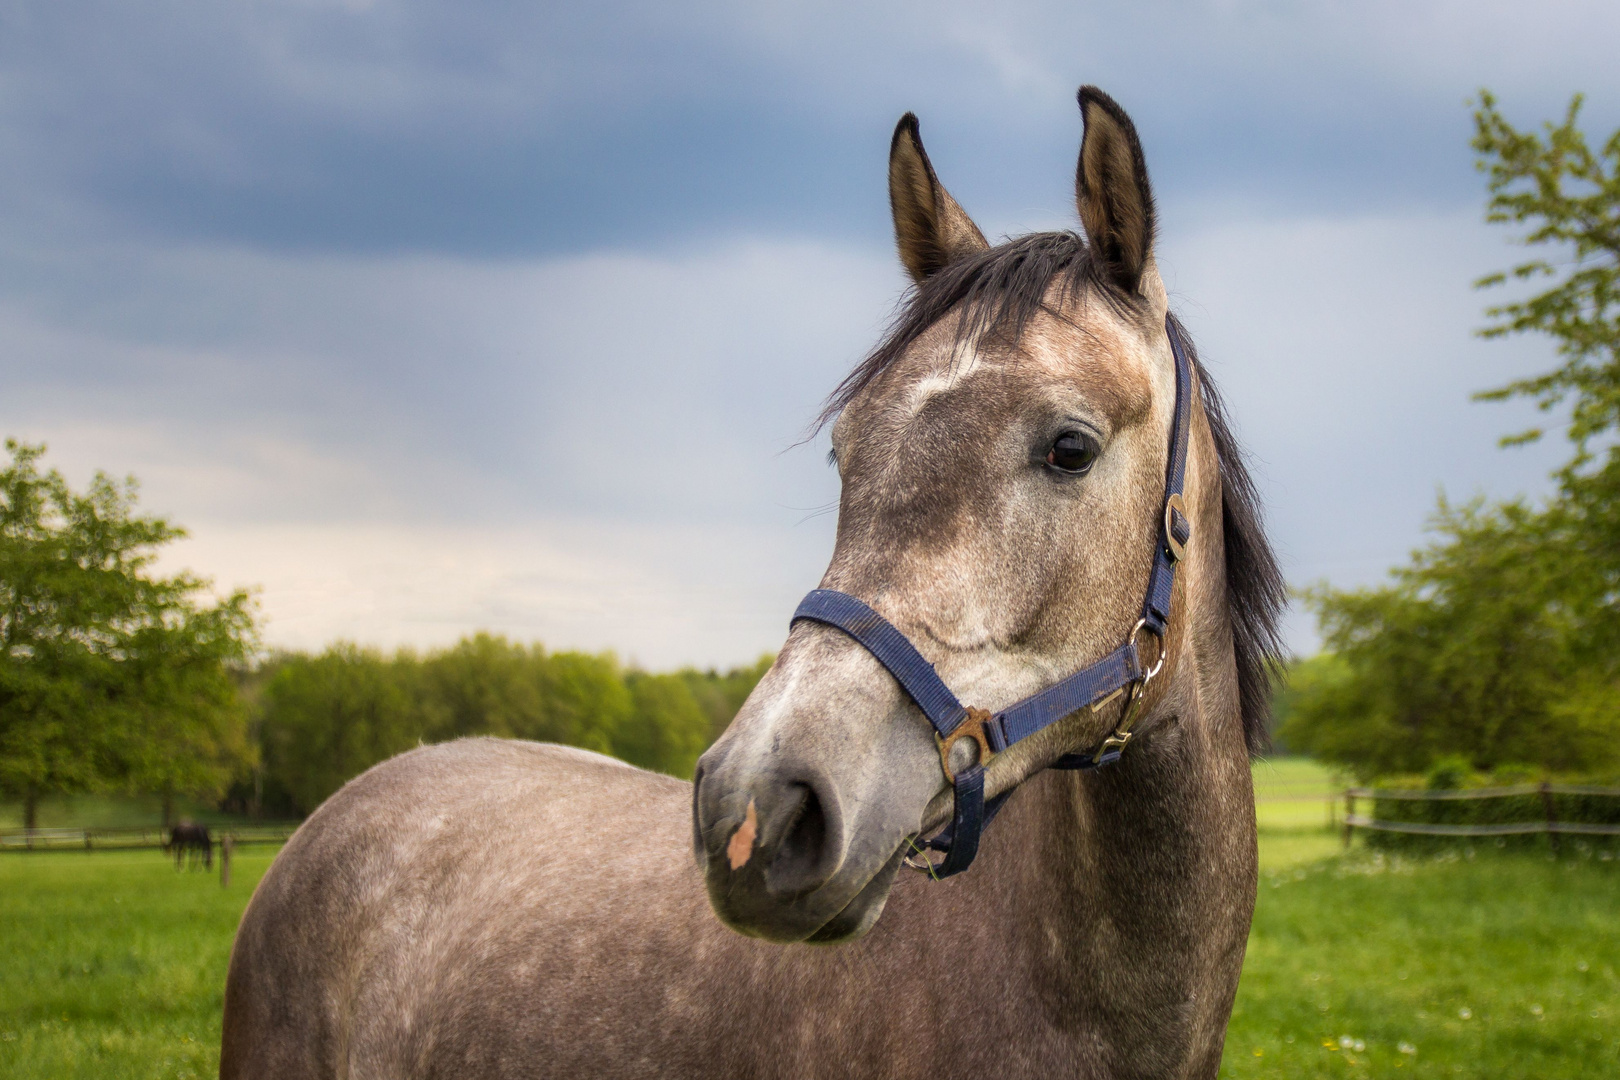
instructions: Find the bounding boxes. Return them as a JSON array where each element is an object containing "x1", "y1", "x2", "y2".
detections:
[{"x1": 2, "y1": 761, "x2": 1616, "y2": 1079}]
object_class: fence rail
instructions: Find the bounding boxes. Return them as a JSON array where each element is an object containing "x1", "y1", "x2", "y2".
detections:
[
  {"x1": 0, "y1": 823, "x2": 300, "y2": 852},
  {"x1": 1342, "y1": 782, "x2": 1620, "y2": 846}
]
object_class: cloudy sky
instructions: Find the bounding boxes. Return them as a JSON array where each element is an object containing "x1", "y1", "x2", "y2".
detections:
[{"x1": 4, "y1": 1, "x2": 1617, "y2": 668}]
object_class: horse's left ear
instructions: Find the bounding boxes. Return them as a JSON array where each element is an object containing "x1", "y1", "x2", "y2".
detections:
[{"x1": 1075, "y1": 87, "x2": 1157, "y2": 295}]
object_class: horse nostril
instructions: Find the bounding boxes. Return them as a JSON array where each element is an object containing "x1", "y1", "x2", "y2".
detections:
[{"x1": 766, "y1": 782, "x2": 834, "y2": 898}]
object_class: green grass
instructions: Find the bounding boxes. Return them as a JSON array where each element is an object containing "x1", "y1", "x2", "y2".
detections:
[
  {"x1": 2, "y1": 763, "x2": 1615, "y2": 1079},
  {"x1": 1222, "y1": 848, "x2": 1620, "y2": 1078},
  {"x1": 1254, "y1": 757, "x2": 1348, "y2": 871},
  {"x1": 0, "y1": 849, "x2": 277, "y2": 1080}
]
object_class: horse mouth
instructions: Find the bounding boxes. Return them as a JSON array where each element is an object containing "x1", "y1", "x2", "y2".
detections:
[{"x1": 802, "y1": 842, "x2": 911, "y2": 943}]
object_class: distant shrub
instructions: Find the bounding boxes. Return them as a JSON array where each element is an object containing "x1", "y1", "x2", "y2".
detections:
[{"x1": 1360, "y1": 764, "x2": 1620, "y2": 854}]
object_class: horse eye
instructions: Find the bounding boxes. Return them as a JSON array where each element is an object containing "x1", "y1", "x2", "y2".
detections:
[{"x1": 1046, "y1": 431, "x2": 1099, "y2": 475}]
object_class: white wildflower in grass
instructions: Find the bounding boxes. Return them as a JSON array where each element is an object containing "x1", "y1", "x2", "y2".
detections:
[
  {"x1": 1398, "y1": 1042, "x2": 1417, "y2": 1055},
  {"x1": 1353, "y1": 1040, "x2": 1365, "y2": 1052},
  {"x1": 1339, "y1": 1035, "x2": 1354, "y2": 1049},
  {"x1": 1458, "y1": 1007, "x2": 1472, "y2": 1020},
  {"x1": 1531, "y1": 1004, "x2": 1544, "y2": 1017},
  {"x1": 1577, "y1": 961, "x2": 1589, "y2": 972}
]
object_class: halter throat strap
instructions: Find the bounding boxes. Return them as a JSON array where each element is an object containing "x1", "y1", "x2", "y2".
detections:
[{"x1": 790, "y1": 313, "x2": 1195, "y2": 878}]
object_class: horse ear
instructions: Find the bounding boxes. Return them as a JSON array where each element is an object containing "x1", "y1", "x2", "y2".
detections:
[
  {"x1": 888, "y1": 114, "x2": 989, "y2": 284},
  {"x1": 1075, "y1": 87, "x2": 1156, "y2": 294}
]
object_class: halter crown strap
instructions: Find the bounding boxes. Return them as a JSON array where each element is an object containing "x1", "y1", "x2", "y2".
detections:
[{"x1": 789, "y1": 314, "x2": 1195, "y2": 878}]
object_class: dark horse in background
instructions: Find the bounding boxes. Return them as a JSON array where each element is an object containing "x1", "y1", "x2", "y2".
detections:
[
  {"x1": 221, "y1": 86, "x2": 1285, "y2": 1079},
  {"x1": 167, "y1": 820, "x2": 212, "y2": 870}
]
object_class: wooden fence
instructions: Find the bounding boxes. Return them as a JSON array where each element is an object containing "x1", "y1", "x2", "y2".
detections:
[
  {"x1": 0, "y1": 823, "x2": 300, "y2": 852},
  {"x1": 1343, "y1": 783, "x2": 1620, "y2": 848}
]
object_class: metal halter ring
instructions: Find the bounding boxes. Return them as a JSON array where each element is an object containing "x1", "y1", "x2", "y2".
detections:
[
  {"x1": 1131, "y1": 619, "x2": 1168, "y2": 682},
  {"x1": 936, "y1": 706, "x2": 994, "y2": 783}
]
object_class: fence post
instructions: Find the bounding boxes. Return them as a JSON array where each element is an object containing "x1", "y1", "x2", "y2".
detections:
[
  {"x1": 1539, "y1": 781, "x2": 1559, "y2": 854},
  {"x1": 221, "y1": 834, "x2": 233, "y2": 888},
  {"x1": 1343, "y1": 789, "x2": 1354, "y2": 849}
]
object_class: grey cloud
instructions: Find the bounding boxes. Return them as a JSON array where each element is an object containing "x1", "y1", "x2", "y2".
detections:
[{"x1": 4, "y1": 1, "x2": 1620, "y2": 257}]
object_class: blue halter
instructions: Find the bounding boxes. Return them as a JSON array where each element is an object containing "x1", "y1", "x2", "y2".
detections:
[{"x1": 790, "y1": 314, "x2": 1194, "y2": 878}]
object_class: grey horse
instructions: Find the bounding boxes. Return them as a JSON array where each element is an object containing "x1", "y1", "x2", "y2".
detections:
[{"x1": 221, "y1": 86, "x2": 1284, "y2": 1079}]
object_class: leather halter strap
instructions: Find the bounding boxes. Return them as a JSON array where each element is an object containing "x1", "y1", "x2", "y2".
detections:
[{"x1": 790, "y1": 313, "x2": 1195, "y2": 878}]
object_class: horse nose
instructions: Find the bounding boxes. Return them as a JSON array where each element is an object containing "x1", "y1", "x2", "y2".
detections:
[{"x1": 693, "y1": 750, "x2": 848, "y2": 900}]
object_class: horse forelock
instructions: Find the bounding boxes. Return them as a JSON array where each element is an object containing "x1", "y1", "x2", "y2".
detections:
[{"x1": 819, "y1": 231, "x2": 1286, "y2": 756}]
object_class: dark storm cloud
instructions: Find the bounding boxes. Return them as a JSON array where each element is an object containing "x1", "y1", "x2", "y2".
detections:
[
  {"x1": 6, "y1": 0, "x2": 1618, "y2": 258},
  {"x1": 3, "y1": 0, "x2": 1619, "y2": 661}
]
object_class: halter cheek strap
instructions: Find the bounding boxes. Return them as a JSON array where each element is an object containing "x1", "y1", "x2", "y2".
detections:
[{"x1": 790, "y1": 313, "x2": 1194, "y2": 879}]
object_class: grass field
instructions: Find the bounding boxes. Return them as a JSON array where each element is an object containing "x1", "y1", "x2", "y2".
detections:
[{"x1": 1, "y1": 761, "x2": 1615, "y2": 1078}]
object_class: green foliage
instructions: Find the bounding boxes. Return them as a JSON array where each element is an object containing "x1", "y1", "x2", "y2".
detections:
[
  {"x1": 1472, "y1": 91, "x2": 1620, "y2": 463},
  {"x1": 1281, "y1": 500, "x2": 1617, "y2": 779},
  {"x1": 618, "y1": 672, "x2": 710, "y2": 778},
  {"x1": 259, "y1": 645, "x2": 428, "y2": 815},
  {"x1": 1288, "y1": 94, "x2": 1620, "y2": 780},
  {"x1": 254, "y1": 637, "x2": 772, "y2": 814},
  {"x1": 679, "y1": 654, "x2": 774, "y2": 741},
  {"x1": 0, "y1": 441, "x2": 256, "y2": 826},
  {"x1": 1358, "y1": 760, "x2": 1620, "y2": 854}
]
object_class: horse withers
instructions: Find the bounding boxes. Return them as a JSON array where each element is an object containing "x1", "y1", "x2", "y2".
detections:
[{"x1": 221, "y1": 86, "x2": 1284, "y2": 1079}]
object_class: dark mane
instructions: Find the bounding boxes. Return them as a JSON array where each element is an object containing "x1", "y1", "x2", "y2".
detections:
[{"x1": 820, "y1": 231, "x2": 1287, "y2": 754}]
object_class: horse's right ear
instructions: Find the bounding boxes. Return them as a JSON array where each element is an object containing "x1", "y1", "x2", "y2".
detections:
[{"x1": 888, "y1": 114, "x2": 989, "y2": 284}]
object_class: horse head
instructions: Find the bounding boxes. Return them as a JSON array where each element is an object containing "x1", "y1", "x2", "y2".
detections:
[{"x1": 693, "y1": 88, "x2": 1238, "y2": 943}]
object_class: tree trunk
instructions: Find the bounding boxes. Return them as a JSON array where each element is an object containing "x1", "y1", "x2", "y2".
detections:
[{"x1": 24, "y1": 788, "x2": 38, "y2": 832}]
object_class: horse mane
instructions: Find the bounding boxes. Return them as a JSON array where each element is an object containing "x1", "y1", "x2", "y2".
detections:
[{"x1": 818, "y1": 231, "x2": 1286, "y2": 754}]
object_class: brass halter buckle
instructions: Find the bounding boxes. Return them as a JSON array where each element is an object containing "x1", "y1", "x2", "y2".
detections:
[{"x1": 937, "y1": 706, "x2": 995, "y2": 783}]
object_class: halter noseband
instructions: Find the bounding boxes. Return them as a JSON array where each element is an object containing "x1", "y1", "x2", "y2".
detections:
[{"x1": 790, "y1": 314, "x2": 1194, "y2": 879}]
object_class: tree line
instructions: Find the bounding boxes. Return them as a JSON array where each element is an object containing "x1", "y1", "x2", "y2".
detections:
[
  {"x1": 1281, "y1": 91, "x2": 1620, "y2": 783},
  {"x1": 238, "y1": 639, "x2": 769, "y2": 818},
  {"x1": 0, "y1": 437, "x2": 768, "y2": 826}
]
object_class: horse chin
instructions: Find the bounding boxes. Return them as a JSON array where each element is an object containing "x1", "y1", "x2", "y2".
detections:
[{"x1": 804, "y1": 843, "x2": 909, "y2": 944}]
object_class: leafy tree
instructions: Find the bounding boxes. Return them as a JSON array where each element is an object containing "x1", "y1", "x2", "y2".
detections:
[
  {"x1": 419, "y1": 633, "x2": 547, "y2": 741},
  {"x1": 1284, "y1": 94, "x2": 1620, "y2": 778},
  {"x1": 617, "y1": 672, "x2": 711, "y2": 778},
  {"x1": 1472, "y1": 90, "x2": 1620, "y2": 465},
  {"x1": 532, "y1": 651, "x2": 631, "y2": 753},
  {"x1": 0, "y1": 440, "x2": 256, "y2": 827},
  {"x1": 258, "y1": 644, "x2": 428, "y2": 815},
  {"x1": 1281, "y1": 500, "x2": 1614, "y2": 778},
  {"x1": 679, "y1": 655, "x2": 774, "y2": 742}
]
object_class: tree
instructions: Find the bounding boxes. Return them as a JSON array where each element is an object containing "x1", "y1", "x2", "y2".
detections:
[
  {"x1": 0, "y1": 440, "x2": 256, "y2": 827},
  {"x1": 1283, "y1": 94, "x2": 1620, "y2": 778},
  {"x1": 679, "y1": 655, "x2": 774, "y2": 743},
  {"x1": 618, "y1": 672, "x2": 711, "y2": 778},
  {"x1": 258, "y1": 644, "x2": 428, "y2": 815},
  {"x1": 1281, "y1": 499, "x2": 1615, "y2": 778},
  {"x1": 1471, "y1": 90, "x2": 1620, "y2": 466},
  {"x1": 419, "y1": 633, "x2": 547, "y2": 741}
]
